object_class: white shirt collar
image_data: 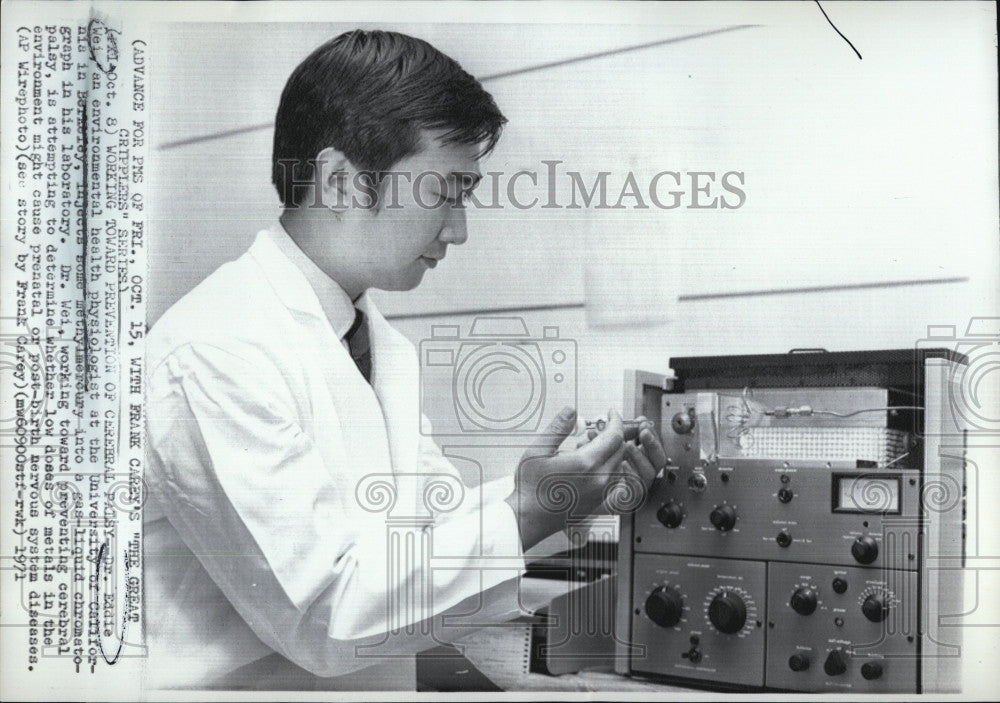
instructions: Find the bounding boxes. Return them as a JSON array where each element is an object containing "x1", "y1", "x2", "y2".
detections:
[{"x1": 265, "y1": 222, "x2": 361, "y2": 341}]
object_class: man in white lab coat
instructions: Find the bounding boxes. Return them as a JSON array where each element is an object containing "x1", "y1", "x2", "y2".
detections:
[{"x1": 144, "y1": 29, "x2": 666, "y2": 690}]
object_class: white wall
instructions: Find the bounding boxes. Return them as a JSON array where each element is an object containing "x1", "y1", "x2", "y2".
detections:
[{"x1": 149, "y1": 5, "x2": 998, "y2": 482}]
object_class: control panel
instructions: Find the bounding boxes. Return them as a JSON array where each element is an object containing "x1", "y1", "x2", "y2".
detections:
[
  {"x1": 615, "y1": 350, "x2": 966, "y2": 693},
  {"x1": 632, "y1": 454, "x2": 920, "y2": 572},
  {"x1": 765, "y1": 562, "x2": 917, "y2": 692},
  {"x1": 631, "y1": 554, "x2": 766, "y2": 687}
]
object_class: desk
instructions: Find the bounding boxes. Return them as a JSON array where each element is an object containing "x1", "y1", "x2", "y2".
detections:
[{"x1": 450, "y1": 620, "x2": 690, "y2": 692}]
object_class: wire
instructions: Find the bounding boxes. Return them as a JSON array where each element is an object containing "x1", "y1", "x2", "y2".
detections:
[
  {"x1": 717, "y1": 387, "x2": 920, "y2": 467},
  {"x1": 723, "y1": 386, "x2": 924, "y2": 439},
  {"x1": 725, "y1": 387, "x2": 769, "y2": 442},
  {"x1": 765, "y1": 405, "x2": 924, "y2": 419},
  {"x1": 879, "y1": 452, "x2": 910, "y2": 469}
]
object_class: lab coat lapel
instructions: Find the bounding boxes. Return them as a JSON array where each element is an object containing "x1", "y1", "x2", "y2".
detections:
[
  {"x1": 312, "y1": 313, "x2": 394, "y2": 491},
  {"x1": 360, "y1": 297, "x2": 423, "y2": 517},
  {"x1": 249, "y1": 232, "x2": 396, "y2": 502}
]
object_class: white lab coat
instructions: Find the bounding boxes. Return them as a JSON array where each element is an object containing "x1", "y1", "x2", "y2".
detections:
[{"x1": 143, "y1": 227, "x2": 525, "y2": 690}]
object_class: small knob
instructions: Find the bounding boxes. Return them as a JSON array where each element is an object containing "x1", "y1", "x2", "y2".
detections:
[
  {"x1": 687, "y1": 472, "x2": 707, "y2": 493},
  {"x1": 776, "y1": 530, "x2": 792, "y2": 548},
  {"x1": 852, "y1": 536, "x2": 879, "y2": 564},
  {"x1": 832, "y1": 577, "x2": 848, "y2": 594},
  {"x1": 788, "y1": 653, "x2": 810, "y2": 672},
  {"x1": 778, "y1": 487, "x2": 794, "y2": 503},
  {"x1": 645, "y1": 586, "x2": 684, "y2": 628},
  {"x1": 824, "y1": 649, "x2": 848, "y2": 676},
  {"x1": 790, "y1": 587, "x2": 818, "y2": 615},
  {"x1": 862, "y1": 594, "x2": 889, "y2": 623},
  {"x1": 709, "y1": 505, "x2": 737, "y2": 531},
  {"x1": 657, "y1": 502, "x2": 684, "y2": 529},
  {"x1": 708, "y1": 591, "x2": 747, "y2": 634},
  {"x1": 861, "y1": 661, "x2": 883, "y2": 680},
  {"x1": 671, "y1": 411, "x2": 695, "y2": 434}
]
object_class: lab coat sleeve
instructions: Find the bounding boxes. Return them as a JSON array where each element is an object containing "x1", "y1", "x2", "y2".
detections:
[
  {"x1": 414, "y1": 430, "x2": 525, "y2": 562},
  {"x1": 146, "y1": 342, "x2": 525, "y2": 677}
]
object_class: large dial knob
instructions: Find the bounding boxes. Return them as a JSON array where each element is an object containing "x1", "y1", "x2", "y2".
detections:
[
  {"x1": 851, "y1": 536, "x2": 879, "y2": 564},
  {"x1": 824, "y1": 649, "x2": 848, "y2": 676},
  {"x1": 657, "y1": 502, "x2": 684, "y2": 529},
  {"x1": 708, "y1": 590, "x2": 747, "y2": 634},
  {"x1": 709, "y1": 505, "x2": 737, "y2": 532},
  {"x1": 862, "y1": 594, "x2": 889, "y2": 623},
  {"x1": 645, "y1": 586, "x2": 684, "y2": 628},
  {"x1": 790, "y1": 587, "x2": 818, "y2": 615}
]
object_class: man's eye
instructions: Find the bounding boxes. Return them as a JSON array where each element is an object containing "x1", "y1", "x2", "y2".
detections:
[{"x1": 437, "y1": 192, "x2": 464, "y2": 206}]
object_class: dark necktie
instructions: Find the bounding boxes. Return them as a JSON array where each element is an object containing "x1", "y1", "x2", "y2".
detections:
[{"x1": 345, "y1": 308, "x2": 372, "y2": 383}]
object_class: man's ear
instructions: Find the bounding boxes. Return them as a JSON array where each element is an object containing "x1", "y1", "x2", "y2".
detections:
[{"x1": 315, "y1": 147, "x2": 350, "y2": 213}]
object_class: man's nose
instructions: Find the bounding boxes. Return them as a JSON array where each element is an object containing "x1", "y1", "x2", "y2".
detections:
[{"x1": 439, "y1": 207, "x2": 468, "y2": 245}]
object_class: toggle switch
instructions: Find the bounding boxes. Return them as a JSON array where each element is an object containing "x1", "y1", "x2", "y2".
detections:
[
  {"x1": 688, "y1": 472, "x2": 707, "y2": 493},
  {"x1": 681, "y1": 647, "x2": 702, "y2": 663}
]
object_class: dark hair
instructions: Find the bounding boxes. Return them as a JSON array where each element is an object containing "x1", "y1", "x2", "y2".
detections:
[{"x1": 272, "y1": 29, "x2": 506, "y2": 207}]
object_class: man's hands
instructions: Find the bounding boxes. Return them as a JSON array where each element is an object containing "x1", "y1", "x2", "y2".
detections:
[{"x1": 504, "y1": 406, "x2": 668, "y2": 551}]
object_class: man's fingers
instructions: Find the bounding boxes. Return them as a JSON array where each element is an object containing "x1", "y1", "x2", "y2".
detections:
[
  {"x1": 587, "y1": 439, "x2": 627, "y2": 485},
  {"x1": 603, "y1": 460, "x2": 651, "y2": 514},
  {"x1": 576, "y1": 410, "x2": 625, "y2": 468},
  {"x1": 638, "y1": 426, "x2": 669, "y2": 471},
  {"x1": 526, "y1": 406, "x2": 578, "y2": 456},
  {"x1": 605, "y1": 408, "x2": 624, "y2": 434},
  {"x1": 625, "y1": 440, "x2": 658, "y2": 488},
  {"x1": 575, "y1": 429, "x2": 597, "y2": 448}
]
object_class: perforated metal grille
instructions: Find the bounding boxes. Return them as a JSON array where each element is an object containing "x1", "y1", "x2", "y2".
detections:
[{"x1": 739, "y1": 427, "x2": 909, "y2": 463}]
